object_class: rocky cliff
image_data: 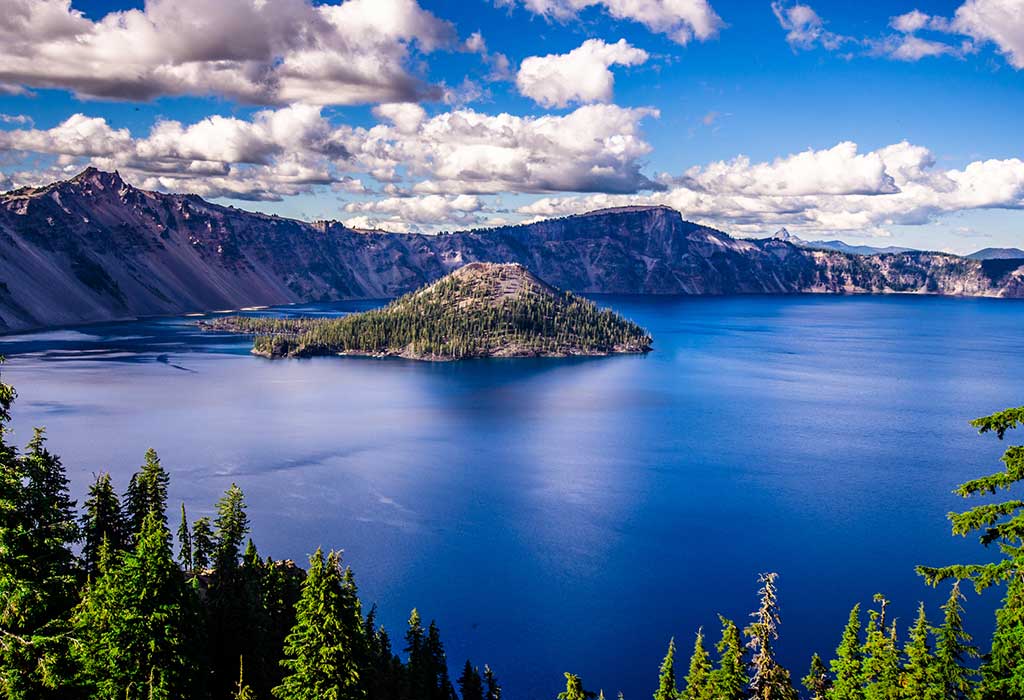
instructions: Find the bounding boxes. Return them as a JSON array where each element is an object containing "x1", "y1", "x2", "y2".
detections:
[{"x1": 1, "y1": 169, "x2": 1021, "y2": 332}]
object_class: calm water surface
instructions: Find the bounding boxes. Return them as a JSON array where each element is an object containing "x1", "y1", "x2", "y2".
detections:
[{"x1": 2, "y1": 295, "x2": 1022, "y2": 699}]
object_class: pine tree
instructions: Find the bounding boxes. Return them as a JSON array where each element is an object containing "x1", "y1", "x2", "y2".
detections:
[
  {"x1": 899, "y1": 603, "x2": 936, "y2": 700},
  {"x1": 214, "y1": 483, "x2": 249, "y2": 571},
  {"x1": 73, "y1": 509, "x2": 200, "y2": 700},
  {"x1": 80, "y1": 472, "x2": 126, "y2": 577},
  {"x1": 916, "y1": 406, "x2": 1024, "y2": 698},
  {"x1": 828, "y1": 605, "x2": 864, "y2": 700},
  {"x1": 192, "y1": 516, "x2": 215, "y2": 571},
  {"x1": 0, "y1": 423, "x2": 80, "y2": 699},
  {"x1": 484, "y1": 664, "x2": 502, "y2": 700},
  {"x1": 123, "y1": 448, "x2": 170, "y2": 538},
  {"x1": 802, "y1": 654, "x2": 831, "y2": 700},
  {"x1": 860, "y1": 596, "x2": 899, "y2": 700},
  {"x1": 683, "y1": 628, "x2": 712, "y2": 700},
  {"x1": 273, "y1": 548, "x2": 363, "y2": 700},
  {"x1": 458, "y1": 660, "x2": 485, "y2": 700},
  {"x1": 427, "y1": 619, "x2": 457, "y2": 700},
  {"x1": 176, "y1": 503, "x2": 192, "y2": 572},
  {"x1": 931, "y1": 581, "x2": 976, "y2": 700},
  {"x1": 654, "y1": 637, "x2": 678, "y2": 700},
  {"x1": 710, "y1": 615, "x2": 747, "y2": 700},
  {"x1": 558, "y1": 672, "x2": 595, "y2": 700},
  {"x1": 745, "y1": 573, "x2": 797, "y2": 700}
]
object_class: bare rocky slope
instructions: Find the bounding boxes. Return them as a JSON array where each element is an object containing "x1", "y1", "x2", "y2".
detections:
[{"x1": 1, "y1": 169, "x2": 1022, "y2": 332}]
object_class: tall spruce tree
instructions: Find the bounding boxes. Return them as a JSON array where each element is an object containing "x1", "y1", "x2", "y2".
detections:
[
  {"x1": 828, "y1": 605, "x2": 864, "y2": 700},
  {"x1": 176, "y1": 503, "x2": 192, "y2": 572},
  {"x1": 683, "y1": 628, "x2": 713, "y2": 700},
  {"x1": 931, "y1": 581, "x2": 977, "y2": 700},
  {"x1": 80, "y1": 472, "x2": 126, "y2": 577},
  {"x1": 213, "y1": 483, "x2": 249, "y2": 571},
  {"x1": 123, "y1": 448, "x2": 170, "y2": 538},
  {"x1": 73, "y1": 509, "x2": 200, "y2": 700},
  {"x1": 654, "y1": 637, "x2": 678, "y2": 700},
  {"x1": 916, "y1": 406, "x2": 1024, "y2": 698},
  {"x1": 899, "y1": 603, "x2": 936, "y2": 700},
  {"x1": 860, "y1": 596, "x2": 900, "y2": 700},
  {"x1": 745, "y1": 573, "x2": 797, "y2": 700},
  {"x1": 192, "y1": 516, "x2": 215, "y2": 571},
  {"x1": 273, "y1": 548, "x2": 363, "y2": 700},
  {"x1": 0, "y1": 423, "x2": 80, "y2": 699},
  {"x1": 558, "y1": 672, "x2": 595, "y2": 700},
  {"x1": 710, "y1": 615, "x2": 748, "y2": 700},
  {"x1": 458, "y1": 660, "x2": 485, "y2": 700},
  {"x1": 802, "y1": 654, "x2": 831, "y2": 700}
]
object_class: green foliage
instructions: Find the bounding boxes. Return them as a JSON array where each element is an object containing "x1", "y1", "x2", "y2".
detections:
[
  {"x1": 273, "y1": 548, "x2": 364, "y2": 700},
  {"x1": 654, "y1": 637, "x2": 678, "y2": 700},
  {"x1": 73, "y1": 510, "x2": 200, "y2": 700},
  {"x1": 682, "y1": 628, "x2": 713, "y2": 700},
  {"x1": 558, "y1": 672, "x2": 596, "y2": 700},
  {"x1": 802, "y1": 654, "x2": 830, "y2": 700},
  {"x1": 81, "y1": 472, "x2": 126, "y2": 577},
  {"x1": 191, "y1": 516, "x2": 214, "y2": 571},
  {"x1": 0, "y1": 420, "x2": 80, "y2": 699},
  {"x1": 899, "y1": 604, "x2": 936, "y2": 700},
  {"x1": 828, "y1": 605, "x2": 864, "y2": 700},
  {"x1": 213, "y1": 264, "x2": 652, "y2": 360},
  {"x1": 932, "y1": 581, "x2": 977, "y2": 700},
  {"x1": 214, "y1": 483, "x2": 250, "y2": 571},
  {"x1": 860, "y1": 596, "x2": 899, "y2": 700},
  {"x1": 709, "y1": 615, "x2": 747, "y2": 700},
  {"x1": 484, "y1": 664, "x2": 502, "y2": 700},
  {"x1": 176, "y1": 502, "x2": 192, "y2": 572},
  {"x1": 124, "y1": 448, "x2": 170, "y2": 537}
]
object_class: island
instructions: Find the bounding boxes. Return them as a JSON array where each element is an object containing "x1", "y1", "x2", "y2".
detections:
[{"x1": 201, "y1": 262, "x2": 653, "y2": 360}]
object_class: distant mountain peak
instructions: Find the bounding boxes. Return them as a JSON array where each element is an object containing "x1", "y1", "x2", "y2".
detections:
[
  {"x1": 967, "y1": 247, "x2": 1024, "y2": 260},
  {"x1": 69, "y1": 167, "x2": 127, "y2": 192}
]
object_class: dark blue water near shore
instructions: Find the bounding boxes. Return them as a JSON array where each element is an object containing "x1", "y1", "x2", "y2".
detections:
[{"x1": 2, "y1": 294, "x2": 1022, "y2": 699}]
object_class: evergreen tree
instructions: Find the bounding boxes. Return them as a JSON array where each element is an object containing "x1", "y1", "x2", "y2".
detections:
[
  {"x1": 558, "y1": 672, "x2": 596, "y2": 700},
  {"x1": 745, "y1": 573, "x2": 797, "y2": 700},
  {"x1": 484, "y1": 664, "x2": 502, "y2": 700},
  {"x1": 828, "y1": 605, "x2": 864, "y2": 700},
  {"x1": 214, "y1": 483, "x2": 249, "y2": 571},
  {"x1": 123, "y1": 448, "x2": 170, "y2": 538},
  {"x1": 710, "y1": 615, "x2": 748, "y2": 700},
  {"x1": 73, "y1": 509, "x2": 200, "y2": 700},
  {"x1": 80, "y1": 472, "x2": 126, "y2": 577},
  {"x1": 176, "y1": 503, "x2": 192, "y2": 572},
  {"x1": 0, "y1": 422, "x2": 80, "y2": 699},
  {"x1": 899, "y1": 603, "x2": 936, "y2": 700},
  {"x1": 860, "y1": 595, "x2": 900, "y2": 700},
  {"x1": 191, "y1": 516, "x2": 215, "y2": 571},
  {"x1": 426, "y1": 619, "x2": 457, "y2": 700},
  {"x1": 802, "y1": 654, "x2": 831, "y2": 700},
  {"x1": 916, "y1": 406, "x2": 1024, "y2": 698},
  {"x1": 654, "y1": 637, "x2": 678, "y2": 700},
  {"x1": 683, "y1": 628, "x2": 713, "y2": 700},
  {"x1": 931, "y1": 581, "x2": 976, "y2": 700},
  {"x1": 273, "y1": 548, "x2": 363, "y2": 700},
  {"x1": 458, "y1": 660, "x2": 485, "y2": 700}
]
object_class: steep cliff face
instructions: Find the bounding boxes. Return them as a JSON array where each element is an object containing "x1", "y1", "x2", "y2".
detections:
[{"x1": 0, "y1": 170, "x2": 1021, "y2": 332}]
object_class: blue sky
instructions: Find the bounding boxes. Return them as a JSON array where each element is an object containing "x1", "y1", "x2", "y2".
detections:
[{"x1": 0, "y1": 0, "x2": 1021, "y2": 252}]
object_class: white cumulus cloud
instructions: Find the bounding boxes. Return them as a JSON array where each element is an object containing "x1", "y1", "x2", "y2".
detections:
[
  {"x1": 496, "y1": 0, "x2": 723, "y2": 45},
  {"x1": 516, "y1": 39, "x2": 649, "y2": 108}
]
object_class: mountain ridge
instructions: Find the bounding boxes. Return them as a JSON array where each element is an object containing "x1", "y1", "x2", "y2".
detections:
[{"x1": 1, "y1": 169, "x2": 1022, "y2": 333}]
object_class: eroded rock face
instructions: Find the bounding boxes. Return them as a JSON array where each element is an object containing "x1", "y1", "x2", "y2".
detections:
[{"x1": 1, "y1": 170, "x2": 1021, "y2": 332}]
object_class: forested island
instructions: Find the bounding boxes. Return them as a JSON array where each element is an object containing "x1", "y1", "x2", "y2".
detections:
[
  {"x1": 202, "y1": 263, "x2": 653, "y2": 361},
  {"x1": 1, "y1": 364, "x2": 1023, "y2": 699}
]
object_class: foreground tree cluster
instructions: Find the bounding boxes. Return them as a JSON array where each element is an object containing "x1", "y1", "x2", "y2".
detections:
[
  {"x1": 0, "y1": 371, "x2": 499, "y2": 700},
  {"x1": 1, "y1": 360, "x2": 1022, "y2": 699}
]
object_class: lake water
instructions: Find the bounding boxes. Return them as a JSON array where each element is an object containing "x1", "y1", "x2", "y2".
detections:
[{"x1": 1, "y1": 295, "x2": 1021, "y2": 699}]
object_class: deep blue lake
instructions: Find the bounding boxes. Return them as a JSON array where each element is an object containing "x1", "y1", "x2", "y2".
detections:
[{"x1": 2, "y1": 294, "x2": 1022, "y2": 699}]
